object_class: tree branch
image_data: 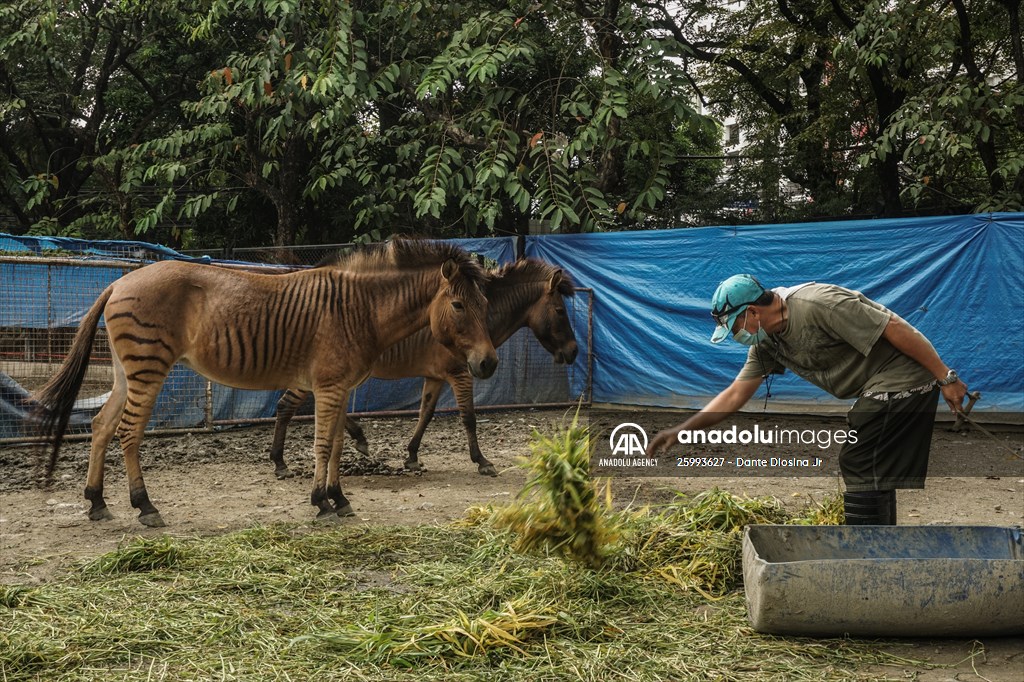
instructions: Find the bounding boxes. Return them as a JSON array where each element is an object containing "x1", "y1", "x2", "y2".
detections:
[
  {"x1": 829, "y1": 0, "x2": 857, "y2": 30},
  {"x1": 950, "y1": 0, "x2": 983, "y2": 81}
]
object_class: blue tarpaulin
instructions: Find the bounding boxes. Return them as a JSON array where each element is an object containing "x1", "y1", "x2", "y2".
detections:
[
  {"x1": 0, "y1": 233, "x2": 215, "y2": 329},
  {"x1": 0, "y1": 262, "x2": 131, "y2": 328},
  {"x1": 525, "y1": 212, "x2": 1024, "y2": 411},
  {"x1": 2, "y1": 213, "x2": 1021, "y2": 438},
  {"x1": 0, "y1": 233, "x2": 211, "y2": 261}
]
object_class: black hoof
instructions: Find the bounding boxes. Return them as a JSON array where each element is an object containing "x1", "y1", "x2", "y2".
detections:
[
  {"x1": 88, "y1": 506, "x2": 114, "y2": 521},
  {"x1": 355, "y1": 442, "x2": 370, "y2": 456},
  {"x1": 315, "y1": 509, "x2": 342, "y2": 523},
  {"x1": 274, "y1": 467, "x2": 295, "y2": 480},
  {"x1": 138, "y1": 511, "x2": 166, "y2": 528},
  {"x1": 335, "y1": 503, "x2": 355, "y2": 517},
  {"x1": 478, "y1": 462, "x2": 498, "y2": 477}
]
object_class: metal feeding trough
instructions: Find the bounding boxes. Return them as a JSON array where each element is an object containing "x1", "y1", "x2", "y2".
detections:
[{"x1": 742, "y1": 525, "x2": 1024, "y2": 637}]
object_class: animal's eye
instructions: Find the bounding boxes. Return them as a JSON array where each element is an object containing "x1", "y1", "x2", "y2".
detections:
[
  {"x1": 451, "y1": 301, "x2": 465, "y2": 311},
  {"x1": 556, "y1": 308, "x2": 566, "y2": 316}
]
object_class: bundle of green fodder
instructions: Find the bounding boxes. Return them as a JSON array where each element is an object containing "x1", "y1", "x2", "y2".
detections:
[
  {"x1": 490, "y1": 413, "x2": 619, "y2": 569},
  {"x1": 482, "y1": 419, "x2": 844, "y2": 593}
]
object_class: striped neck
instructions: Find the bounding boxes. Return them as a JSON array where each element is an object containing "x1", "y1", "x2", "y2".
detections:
[{"x1": 485, "y1": 278, "x2": 546, "y2": 346}]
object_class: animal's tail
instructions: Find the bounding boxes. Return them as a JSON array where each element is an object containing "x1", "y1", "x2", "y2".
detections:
[{"x1": 34, "y1": 286, "x2": 113, "y2": 484}]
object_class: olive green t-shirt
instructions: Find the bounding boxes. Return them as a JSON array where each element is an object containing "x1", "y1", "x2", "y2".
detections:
[{"x1": 735, "y1": 283, "x2": 935, "y2": 399}]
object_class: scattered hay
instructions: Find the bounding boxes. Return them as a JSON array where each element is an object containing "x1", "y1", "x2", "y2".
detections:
[
  {"x1": 81, "y1": 535, "x2": 185, "y2": 574},
  {"x1": 1, "y1": 520, "x2": 929, "y2": 681},
  {"x1": 608, "y1": 488, "x2": 792, "y2": 596},
  {"x1": 0, "y1": 426, "x2": 925, "y2": 681},
  {"x1": 296, "y1": 595, "x2": 559, "y2": 665},
  {"x1": 788, "y1": 490, "x2": 845, "y2": 525},
  {"x1": 480, "y1": 420, "x2": 842, "y2": 597},
  {"x1": 0, "y1": 585, "x2": 37, "y2": 608}
]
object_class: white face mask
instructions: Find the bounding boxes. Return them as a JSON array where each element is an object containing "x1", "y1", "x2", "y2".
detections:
[{"x1": 732, "y1": 310, "x2": 768, "y2": 346}]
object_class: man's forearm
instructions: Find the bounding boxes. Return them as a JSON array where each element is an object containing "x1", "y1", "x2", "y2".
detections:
[{"x1": 646, "y1": 378, "x2": 761, "y2": 454}]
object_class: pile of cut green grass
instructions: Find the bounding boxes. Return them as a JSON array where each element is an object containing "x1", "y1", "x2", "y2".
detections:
[
  {"x1": 3, "y1": 500, "x2": 909, "y2": 682},
  {"x1": 3, "y1": 423, "x2": 905, "y2": 682}
]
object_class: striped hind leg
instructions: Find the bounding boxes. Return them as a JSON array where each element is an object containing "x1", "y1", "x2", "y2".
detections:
[
  {"x1": 116, "y1": 366, "x2": 171, "y2": 527},
  {"x1": 346, "y1": 417, "x2": 370, "y2": 457},
  {"x1": 269, "y1": 389, "x2": 309, "y2": 479},
  {"x1": 310, "y1": 387, "x2": 349, "y2": 519},
  {"x1": 269, "y1": 390, "x2": 368, "y2": 481},
  {"x1": 449, "y1": 372, "x2": 495, "y2": 477},
  {"x1": 327, "y1": 410, "x2": 354, "y2": 517},
  {"x1": 84, "y1": 355, "x2": 128, "y2": 521},
  {"x1": 404, "y1": 377, "x2": 445, "y2": 473}
]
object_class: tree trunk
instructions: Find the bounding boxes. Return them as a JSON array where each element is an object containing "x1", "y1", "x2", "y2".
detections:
[
  {"x1": 952, "y1": 0, "x2": 1007, "y2": 196},
  {"x1": 274, "y1": 198, "x2": 299, "y2": 252},
  {"x1": 262, "y1": 134, "x2": 310, "y2": 249},
  {"x1": 865, "y1": 66, "x2": 906, "y2": 217},
  {"x1": 997, "y1": 0, "x2": 1024, "y2": 130},
  {"x1": 581, "y1": 0, "x2": 624, "y2": 231}
]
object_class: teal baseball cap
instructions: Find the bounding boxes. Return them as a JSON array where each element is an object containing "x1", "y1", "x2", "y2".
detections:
[{"x1": 710, "y1": 274, "x2": 767, "y2": 343}]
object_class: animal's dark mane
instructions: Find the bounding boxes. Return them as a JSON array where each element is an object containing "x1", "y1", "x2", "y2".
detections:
[
  {"x1": 315, "y1": 238, "x2": 488, "y2": 291},
  {"x1": 491, "y1": 258, "x2": 576, "y2": 296}
]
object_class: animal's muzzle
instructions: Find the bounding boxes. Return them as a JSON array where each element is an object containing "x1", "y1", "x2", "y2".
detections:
[
  {"x1": 470, "y1": 353, "x2": 498, "y2": 379},
  {"x1": 556, "y1": 343, "x2": 579, "y2": 365}
]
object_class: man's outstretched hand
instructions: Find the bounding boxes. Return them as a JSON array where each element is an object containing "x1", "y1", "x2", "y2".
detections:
[{"x1": 646, "y1": 427, "x2": 681, "y2": 457}]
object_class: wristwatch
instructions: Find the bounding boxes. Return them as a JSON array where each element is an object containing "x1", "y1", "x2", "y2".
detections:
[{"x1": 936, "y1": 370, "x2": 959, "y2": 387}]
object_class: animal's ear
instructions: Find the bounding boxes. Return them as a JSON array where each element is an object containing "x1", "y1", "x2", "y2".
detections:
[
  {"x1": 547, "y1": 269, "x2": 564, "y2": 293},
  {"x1": 441, "y1": 259, "x2": 459, "y2": 281}
]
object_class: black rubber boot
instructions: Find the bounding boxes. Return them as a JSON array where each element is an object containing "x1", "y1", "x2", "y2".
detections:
[
  {"x1": 843, "y1": 491, "x2": 896, "y2": 525},
  {"x1": 882, "y1": 489, "x2": 897, "y2": 525}
]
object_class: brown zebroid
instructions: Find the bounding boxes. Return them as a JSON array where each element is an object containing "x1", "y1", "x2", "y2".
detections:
[
  {"x1": 269, "y1": 258, "x2": 579, "y2": 478},
  {"x1": 35, "y1": 239, "x2": 497, "y2": 527}
]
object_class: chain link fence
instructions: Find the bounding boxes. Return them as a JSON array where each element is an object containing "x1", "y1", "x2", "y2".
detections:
[{"x1": 181, "y1": 243, "x2": 355, "y2": 267}]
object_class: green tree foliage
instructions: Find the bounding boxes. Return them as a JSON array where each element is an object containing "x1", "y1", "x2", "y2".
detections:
[
  {"x1": 850, "y1": 0, "x2": 1024, "y2": 212},
  {"x1": 1, "y1": 1, "x2": 1016, "y2": 246},
  {"x1": 408, "y1": 1, "x2": 716, "y2": 233},
  {"x1": 2, "y1": 0, "x2": 721, "y2": 244},
  {"x1": 0, "y1": 0, "x2": 215, "y2": 240},
  {"x1": 117, "y1": 0, "x2": 379, "y2": 247},
  {"x1": 103, "y1": 0, "x2": 722, "y2": 244},
  {"x1": 650, "y1": 0, "x2": 1021, "y2": 219}
]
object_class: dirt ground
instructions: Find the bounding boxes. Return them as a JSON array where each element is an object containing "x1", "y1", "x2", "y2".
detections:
[{"x1": 1, "y1": 407, "x2": 1022, "y2": 681}]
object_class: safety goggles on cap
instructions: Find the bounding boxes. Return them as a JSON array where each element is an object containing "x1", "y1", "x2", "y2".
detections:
[{"x1": 712, "y1": 299, "x2": 761, "y2": 327}]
